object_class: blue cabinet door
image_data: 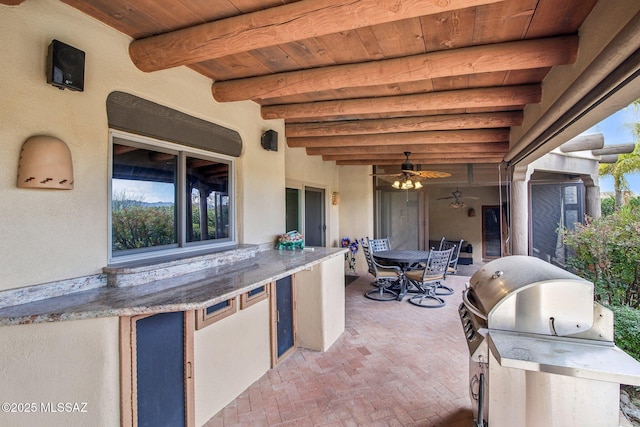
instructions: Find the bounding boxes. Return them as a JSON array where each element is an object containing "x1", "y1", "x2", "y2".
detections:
[
  {"x1": 136, "y1": 311, "x2": 186, "y2": 427},
  {"x1": 275, "y1": 275, "x2": 295, "y2": 359}
]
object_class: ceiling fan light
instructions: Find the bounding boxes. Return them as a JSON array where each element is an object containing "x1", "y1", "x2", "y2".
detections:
[
  {"x1": 392, "y1": 180, "x2": 401, "y2": 189},
  {"x1": 414, "y1": 181, "x2": 423, "y2": 189}
]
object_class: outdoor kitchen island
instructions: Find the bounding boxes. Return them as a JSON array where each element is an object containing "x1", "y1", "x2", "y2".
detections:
[{"x1": 0, "y1": 245, "x2": 347, "y2": 427}]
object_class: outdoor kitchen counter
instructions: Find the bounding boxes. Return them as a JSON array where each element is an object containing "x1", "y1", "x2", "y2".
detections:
[{"x1": 0, "y1": 246, "x2": 346, "y2": 326}]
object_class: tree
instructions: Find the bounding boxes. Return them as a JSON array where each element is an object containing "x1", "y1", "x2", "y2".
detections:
[{"x1": 599, "y1": 102, "x2": 640, "y2": 208}]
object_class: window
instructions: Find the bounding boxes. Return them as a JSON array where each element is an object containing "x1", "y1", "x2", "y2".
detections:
[{"x1": 110, "y1": 130, "x2": 234, "y2": 261}]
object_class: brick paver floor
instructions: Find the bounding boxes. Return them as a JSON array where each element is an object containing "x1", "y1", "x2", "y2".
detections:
[{"x1": 205, "y1": 272, "x2": 476, "y2": 426}]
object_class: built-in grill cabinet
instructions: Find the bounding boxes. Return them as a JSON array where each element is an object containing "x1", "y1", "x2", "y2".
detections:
[{"x1": 459, "y1": 256, "x2": 640, "y2": 427}]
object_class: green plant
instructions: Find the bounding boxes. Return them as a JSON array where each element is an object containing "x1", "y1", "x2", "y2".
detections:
[
  {"x1": 610, "y1": 305, "x2": 640, "y2": 361},
  {"x1": 562, "y1": 205, "x2": 640, "y2": 307}
]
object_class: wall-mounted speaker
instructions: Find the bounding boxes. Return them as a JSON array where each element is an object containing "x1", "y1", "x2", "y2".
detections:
[
  {"x1": 261, "y1": 129, "x2": 278, "y2": 152},
  {"x1": 47, "y1": 39, "x2": 85, "y2": 92}
]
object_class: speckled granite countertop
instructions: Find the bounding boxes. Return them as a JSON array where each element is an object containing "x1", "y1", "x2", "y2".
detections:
[{"x1": 0, "y1": 247, "x2": 346, "y2": 326}]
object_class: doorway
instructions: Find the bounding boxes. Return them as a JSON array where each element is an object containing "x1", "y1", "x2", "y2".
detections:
[
  {"x1": 482, "y1": 205, "x2": 502, "y2": 260},
  {"x1": 304, "y1": 187, "x2": 326, "y2": 247}
]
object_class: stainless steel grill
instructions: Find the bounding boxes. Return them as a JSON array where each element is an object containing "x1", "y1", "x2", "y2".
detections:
[{"x1": 459, "y1": 256, "x2": 640, "y2": 427}]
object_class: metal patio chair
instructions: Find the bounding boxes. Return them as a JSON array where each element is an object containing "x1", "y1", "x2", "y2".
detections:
[
  {"x1": 362, "y1": 238, "x2": 401, "y2": 301},
  {"x1": 405, "y1": 248, "x2": 454, "y2": 308}
]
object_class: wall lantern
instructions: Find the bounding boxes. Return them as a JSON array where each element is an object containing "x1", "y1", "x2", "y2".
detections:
[
  {"x1": 331, "y1": 192, "x2": 340, "y2": 205},
  {"x1": 17, "y1": 135, "x2": 74, "y2": 189}
]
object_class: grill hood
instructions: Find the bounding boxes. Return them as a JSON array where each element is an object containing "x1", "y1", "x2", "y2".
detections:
[{"x1": 465, "y1": 256, "x2": 594, "y2": 337}]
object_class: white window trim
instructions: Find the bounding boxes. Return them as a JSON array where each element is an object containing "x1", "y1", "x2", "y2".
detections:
[{"x1": 108, "y1": 129, "x2": 236, "y2": 264}]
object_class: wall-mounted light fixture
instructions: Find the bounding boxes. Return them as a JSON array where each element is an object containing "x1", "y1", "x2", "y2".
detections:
[
  {"x1": 331, "y1": 192, "x2": 340, "y2": 205},
  {"x1": 468, "y1": 208, "x2": 476, "y2": 217},
  {"x1": 17, "y1": 135, "x2": 74, "y2": 189}
]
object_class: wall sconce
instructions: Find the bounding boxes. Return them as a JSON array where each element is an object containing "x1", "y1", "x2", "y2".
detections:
[
  {"x1": 331, "y1": 192, "x2": 340, "y2": 205},
  {"x1": 468, "y1": 208, "x2": 476, "y2": 217},
  {"x1": 17, "y1": 135, "x2": 74, "y2": 189}
]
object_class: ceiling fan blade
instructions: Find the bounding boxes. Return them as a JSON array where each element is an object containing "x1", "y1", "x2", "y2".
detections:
[
  {"x1": 407, "y1": 170, "x2": 452, "y2": 179},
  {"x1": 370, "y1": 173, "x2": 401, "y2": 177},
  {"x1": 437, "y1": 196, "x2": 455, "y2": 200}
]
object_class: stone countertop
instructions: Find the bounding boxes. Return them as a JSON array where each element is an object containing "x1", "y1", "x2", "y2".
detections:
[{"x1": 0, "y1": 247, "x2": 346, "y2": 326}]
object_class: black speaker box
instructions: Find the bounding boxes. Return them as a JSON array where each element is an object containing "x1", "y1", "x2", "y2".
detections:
[
  {"x1": 47, "y1": 39, "x2": 85, "y2": 91},
  {"x1": 261, "y1": 130, "x2": 278, "y2": 151}
]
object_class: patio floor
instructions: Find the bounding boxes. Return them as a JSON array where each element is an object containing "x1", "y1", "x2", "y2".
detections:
[{"x1": 205, "y1": 271, "x2": 478, "y2": 426}]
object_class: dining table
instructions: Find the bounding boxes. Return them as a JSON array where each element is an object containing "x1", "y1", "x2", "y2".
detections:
[{"x1": 372, "y1": 250, "x2": 431, "y2": 301}]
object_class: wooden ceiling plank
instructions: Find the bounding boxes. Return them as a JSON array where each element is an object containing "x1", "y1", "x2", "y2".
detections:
[
  {"x1": 287, "y1": 129, "x2": 509, "y2": 148},
  {"x1": 286, "y1": 112, "x2": 523, "y2": 137},
  {"x1": 129, "y1": 0, "x2": 507, "y2": 72},
  {"x1": 305, "y1": 142, "x2": 509, "y2": 156},
  {"x1": 212, "y1": 36, "x2": 576, "y2": 101},
  {"x1": 263, "y1": 84, "x2": 541, "y2": 120}
]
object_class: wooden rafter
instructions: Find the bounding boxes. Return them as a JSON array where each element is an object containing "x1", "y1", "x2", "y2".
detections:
[
  {"x1": 286, "y1": 112, "x2": 523, "y2": 137},
  {"x1": 287, "y1": 129, "x2": 508, "y2": 148},
  {"x1": 212, "y1": 36, "x2": 577, "y2": 102},
  {"x1": 129, "y1": 0, "x2": 505, "y2": 72},
  {"x1": 336, "y1": 155, "x2": 505, "y2": 165},
  {"x1": 306, "y1": 142, "x2": 509, "y2": 156},
  {"x1": 262, "y1": 85, "x2": 541, "y2": 120}
]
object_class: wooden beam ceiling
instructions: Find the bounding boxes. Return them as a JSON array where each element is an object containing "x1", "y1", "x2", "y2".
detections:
[
  {"x1": 56, "y1": 0, "x2": 598, "y2": 173},
  {"x1": 212, "y1": 36, "x2": 577, "y2": 102},
  {"x1": 129, "y1": 0, "x2": 505, "y2": 72}
]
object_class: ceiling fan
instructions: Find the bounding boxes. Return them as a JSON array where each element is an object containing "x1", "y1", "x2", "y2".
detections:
[
  {"x1": 371, "y1": 152, "x2": 451, "y2": 190},
  {"x1": 437, "y1": 187, "x2": 478, "y2": 208}
]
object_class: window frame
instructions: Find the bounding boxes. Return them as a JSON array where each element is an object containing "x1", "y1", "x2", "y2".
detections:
[{"x1": 108, "y1": 129, "x2": 236, "y2": 264}]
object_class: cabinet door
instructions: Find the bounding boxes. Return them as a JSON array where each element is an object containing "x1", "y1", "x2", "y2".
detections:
[
  {"x1": 120, "y1": 311, "x2": 194, "y2": 427},
  {"x1": 271, "y1": 275, "x2": 297, "y2": 366}
]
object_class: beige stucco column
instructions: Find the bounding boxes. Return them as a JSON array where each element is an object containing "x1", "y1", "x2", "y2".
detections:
[
  {"x1": 582, "y1": 173, "x2": 601, "y2": 219},
  {"x1": 510, "y1": 165, "x2": 532, "y2": 256}
]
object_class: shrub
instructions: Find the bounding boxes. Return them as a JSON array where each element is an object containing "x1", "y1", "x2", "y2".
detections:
[
  {"x1": 562, "y1": 205, "x2": 640, "y2": 307},
  {"x1": 610, "y1": 305, "x2": 640, "y2": 361}
]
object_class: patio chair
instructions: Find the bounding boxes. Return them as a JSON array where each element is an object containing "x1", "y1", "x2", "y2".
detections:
[
  {"x1": 368, "y1": 237, "x2": 390, "y2": 253},
  {"x1": 405, "y1": 248, "x2": 454, "y2": 308},
  {"x1": 439, "y1": 238, "x2": 464, "y2": 275},
  {"x1": 362, "y1": 238, "x2": 401, "y2": 301}
]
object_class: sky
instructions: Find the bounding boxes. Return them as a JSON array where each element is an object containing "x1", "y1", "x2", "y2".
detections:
[{"x1": 583, "y1": 103, "x2": 640, "y2": 194}]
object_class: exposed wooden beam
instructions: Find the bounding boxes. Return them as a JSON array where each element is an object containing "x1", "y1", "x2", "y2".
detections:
[
  {"x1": 285, "y1": 112, "x2": 523, "y2": 137},
  {"x1": 287, "y1": 129, "x2": 509, "y2": 148},
  {"x1": 0, "y1": 0, "x2": 25, "y2": 4},
  {"x1": 322, "y1": 152, "x2": 506, "y2": 161},
  {"x1": 129, "y1": 0, "x2": 504, "y2": 72},
  {"x1": 213, "y1": 37, "x2": 577, "y2": 102},
  {"x1": 306, "y1": 142, "x2": 509, "y2": 156},
  {"x1": 336, "y1": 156, "x2": 504, "y2": 165},
  {"x1": 262, "y1": 85, "x2": 541, "y2": 120}
]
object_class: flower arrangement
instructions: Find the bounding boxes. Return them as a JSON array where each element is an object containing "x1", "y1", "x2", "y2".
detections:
[{"x1": 341, "y1": 237, "x2": 361, "y2": 273}]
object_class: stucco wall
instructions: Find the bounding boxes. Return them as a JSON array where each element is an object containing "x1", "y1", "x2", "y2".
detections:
[
  {"x1": 429, "y1": 186, "x2": 503, "y2": 265},
  {"x1": 337, "y1": 165, "x2": 374, "y2": 273},
  {"x1": 193, "y1": 299, "x2": 271, "y2": 426},
  {"x1": 0, "y1": 317, "x2": 120, "y2": 427},
  {"x1": 0, "y1": 0, "x2": 285, "y2": 292}
]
